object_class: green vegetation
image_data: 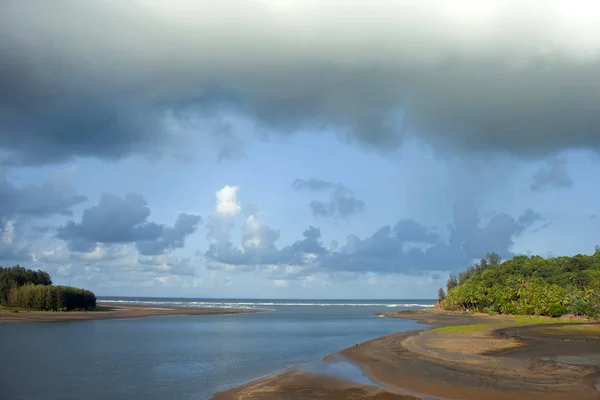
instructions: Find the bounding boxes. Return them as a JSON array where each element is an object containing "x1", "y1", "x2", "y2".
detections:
[
  {"x1": 432, "y1": 316, "x2": 581, "y2": 334},
  {"x1": 437, "y1": 288, "x2": 446, "y2": 302},
  {"x1": 509, "y1": 315, "x2": 579, "y2": 324},
  {"x1": 0, "y1": 266, "x2": 52, "y2": 304},
  {"x1": 432, "y1": 323, "x2": 501, "y2": 333},
  {"x1": 0, "y1": 266, "x2": 96, "y2": 311},
  {"x1": 441, "y1": 249, "x2": 600, "y2": 318}
]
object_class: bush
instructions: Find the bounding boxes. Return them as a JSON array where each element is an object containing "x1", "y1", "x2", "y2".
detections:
[
  {"x1": 500, "y1": 303, "x2": 517, "y2": 315},
  {"x1": 547, "y1": 303, "x2": 567, "y2": 318}
]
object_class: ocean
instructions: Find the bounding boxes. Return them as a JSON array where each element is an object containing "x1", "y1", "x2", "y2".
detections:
[{"x1": 0, "y1": 297, "x2": 435, "y2": 400}]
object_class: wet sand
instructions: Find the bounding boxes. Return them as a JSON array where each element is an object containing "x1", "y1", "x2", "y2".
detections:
[
  {"x1": 212, "y1": 310, "x2": 600, "y2": 400},
  {"x1": 210, "y1": 369, "x2": 418, "y2": 400},
  {"x1": 0, "y1": 302, "x2": 263, "y2": 322}
]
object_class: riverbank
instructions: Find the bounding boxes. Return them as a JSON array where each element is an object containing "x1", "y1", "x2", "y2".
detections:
[
  {"x1": 212, "y1": 310, "x2": 600, "y2": 399},
  {"x1": 0, "y1": 302, "x2": 263, "y2": 322}
]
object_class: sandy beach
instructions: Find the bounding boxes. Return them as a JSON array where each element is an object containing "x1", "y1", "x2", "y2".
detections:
[
  {"x1": 212, "y1": 310, "x2": 600, "y2": 400},
  {"x1": 0, "y1": 302, "x2": 263, "y2": 322}
]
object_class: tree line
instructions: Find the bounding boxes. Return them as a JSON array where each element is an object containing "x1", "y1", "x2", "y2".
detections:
[
  {"x1": 438, "y1": 247, "x2": 600, "y2": 318},
  {"x1": 0, "y1": 266, "x2": 96, "y2": 311}
]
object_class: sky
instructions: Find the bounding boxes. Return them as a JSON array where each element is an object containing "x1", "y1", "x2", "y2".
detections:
[{"x1": 1, "y1": 1, "x2": 600, "y2": 299}]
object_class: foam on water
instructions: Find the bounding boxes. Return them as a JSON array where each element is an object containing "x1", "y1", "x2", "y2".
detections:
[{"x1": 97, "y1": 299, "x2": 435, "y2": 309}]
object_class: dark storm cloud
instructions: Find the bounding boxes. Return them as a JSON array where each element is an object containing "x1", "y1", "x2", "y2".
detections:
[
  {"x1": 57, "y1": 193, "x2": 201, "y2": 255},
  {"x1": 3, "y1": 1, "x2": 600, "y2": 164},
  {"x1": 0, "y1": 173, "x2": 87, "y2": 219},
  {"x1": 530, "y1": 157, "x2": 573, "y2": 192},
  {"x1": 293, "y1": 178, "x2": 365, "y2": 219}
]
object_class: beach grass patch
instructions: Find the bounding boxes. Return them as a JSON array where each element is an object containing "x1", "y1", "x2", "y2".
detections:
[
  {"x1": 432, "y1": 323, "x2": 503, "y2": 333},
  {"x1": 432, "y1": 315, "x2": 584, "y2": 334}
]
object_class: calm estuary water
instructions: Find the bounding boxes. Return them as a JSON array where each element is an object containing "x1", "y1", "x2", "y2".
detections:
[{"x1": 0, "y1": 298, "x2": 433, "y2": 400}]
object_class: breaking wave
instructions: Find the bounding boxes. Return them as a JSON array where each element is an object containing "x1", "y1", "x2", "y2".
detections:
[{"x1": 97, "y1": 299, "x2": 435, "y2": 309}]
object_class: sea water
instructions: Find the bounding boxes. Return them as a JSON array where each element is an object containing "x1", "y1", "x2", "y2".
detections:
[{"x1": 0, "y1": 298, "x2": 433, "y2": 400}]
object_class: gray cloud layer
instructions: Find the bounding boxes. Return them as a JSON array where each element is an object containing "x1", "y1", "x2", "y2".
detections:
[
  {"x1": 0, "y1": 173, "x2": 86, "y2": 219},
  {"x1": 530, "y1": 157, "x2": 573, "y2": 192},
  {"x1": 57, "y1": 193, "x2": 202, "y2": 255},
  {"x1": 3, "y1": 1, "x2": 600, "y2": 164},
  {"x1": 293, "y1": 178, "x2": 365, "y2": 219},
  {"x1": 206, "y1": 197, "x2": 544, "y2": 276},
  {"x1": 292, "y1": 179, "x2": 339, "y2": 192},
  {"x1": 0, "y1": 172, "x2": 86, "y2": 261},
  {"x1": 206, "y1": 224, "x2": 326, "y2": 272}
]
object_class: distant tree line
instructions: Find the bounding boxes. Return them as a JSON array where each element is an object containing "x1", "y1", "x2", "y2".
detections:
[
  {"x1": 439, "y1": 248, "x2": 600, "y2": 318},
  {"x1": 0, "y1": 266, "x2": 52, "y2": 303},
  {"x1": 0, "y1": 266, "x2": 96, "y2": 311}
]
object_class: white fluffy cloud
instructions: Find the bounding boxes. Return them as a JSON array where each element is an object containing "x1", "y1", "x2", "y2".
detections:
[
  {"x1": 0, "y1": 220, "x2": 31, "y2": 261},
  {"x1": 33, "y1": 242, "x2": 201, "y2": 288},
  {"x1": 242, "y1": 209, "x2": 280, "y2": 251},
  {"x1": 215, "y1": 185, "x2": 241, "y2": 217}
]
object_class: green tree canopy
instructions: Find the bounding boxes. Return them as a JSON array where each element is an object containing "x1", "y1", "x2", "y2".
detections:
[
  {"x1": 0, "y1": 265, "x2": 95, "y2": 311},
  {"x1": 444, "y1": 250, "x2": 600, "y2": 318}
]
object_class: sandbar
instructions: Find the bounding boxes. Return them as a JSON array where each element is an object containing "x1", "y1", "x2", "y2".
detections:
[
  {"x1": 210, "y1": 368, "x2": 418, "y2": 400},
  {"x1": 0, "y1": 302, "x2": 263, "y2": 323}
]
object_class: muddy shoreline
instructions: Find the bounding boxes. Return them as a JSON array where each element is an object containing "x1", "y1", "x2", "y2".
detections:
[
  {"x1": 0, "y1": 302, "x2": 264, "y2": 322},
  {"x1": 211, "y1": 310, "x2": 600, "y2": 400}
]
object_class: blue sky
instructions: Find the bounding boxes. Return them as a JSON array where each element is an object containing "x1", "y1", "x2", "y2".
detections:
[{"x1": 2, "y1": 1, "x2": 600, "y2": 298}]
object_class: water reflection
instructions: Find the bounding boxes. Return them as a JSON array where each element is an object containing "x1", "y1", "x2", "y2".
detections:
[{"x1": 298, "y1": 355, "x2": 380, "y2": 387}]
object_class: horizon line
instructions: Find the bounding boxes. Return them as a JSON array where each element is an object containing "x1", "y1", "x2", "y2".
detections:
[{"x1": 96, "y1": 296, "x2": 437, "y2": 301}]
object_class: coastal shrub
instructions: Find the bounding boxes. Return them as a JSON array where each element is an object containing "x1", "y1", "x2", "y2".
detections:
[
  {"x1": 7, "y1": 284, "x2": 96, "y2": 311},
  {"x1": 437, "y1": 288, "x2": 446, "y2": 301},
  {"x1": 444, "y1": 249, "x2": 600, "y2": 318}
]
